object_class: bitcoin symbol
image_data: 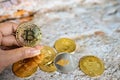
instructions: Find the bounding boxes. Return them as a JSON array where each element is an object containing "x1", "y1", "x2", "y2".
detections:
[
  {"x1": 16, "y1": 22, "x2": 41, "y2": 47},
  {"x1": 24, "y1": 29, "x2": 35, "y2": 41}
]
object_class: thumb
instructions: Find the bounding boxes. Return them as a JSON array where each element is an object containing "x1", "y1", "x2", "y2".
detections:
[{"x1": 1, "y1": 46, "x2": 42, "y2": 67}]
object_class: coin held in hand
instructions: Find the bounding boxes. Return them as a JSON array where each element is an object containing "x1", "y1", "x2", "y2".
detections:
[{"x1": 16, "y1": 22, "x2": 42, "y2": 47}]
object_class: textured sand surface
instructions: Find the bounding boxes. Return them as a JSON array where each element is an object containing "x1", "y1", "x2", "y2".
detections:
[{"x1": 0, "y1": 0, "x2": 120, "y2": 80}]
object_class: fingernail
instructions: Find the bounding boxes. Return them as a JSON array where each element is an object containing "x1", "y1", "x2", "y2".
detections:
[
  {"x1": 31, "y1": 49, "x2": 40, "y2": 55},
  {"x1": 35, "y1": 45, "x2": 44, "y2": 50},
  {"x1": 25, "y1": 48, "x2": 41, "y2": 56}
]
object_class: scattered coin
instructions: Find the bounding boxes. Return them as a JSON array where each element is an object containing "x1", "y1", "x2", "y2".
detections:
[
  {"x1": 54, "y1": 38, "x2": 76, "y2": 53},
  {"x1": 79, "y1": 55, "x2": 105, "y2": 77},
  {"x1": 38, "y1": 46, "x2": 57, "y2": 72},
  {"x1": 12, "y1": 58, "x2": 38, "y2": 78},
  {"x1": 54, "y1": 53, "x2": 78, "y2": 73},
  {"x1": 39, "y1": 46, "x2": 57, "y2": 65}
]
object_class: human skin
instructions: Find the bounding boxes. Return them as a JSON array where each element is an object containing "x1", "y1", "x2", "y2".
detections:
[{"x1": 0, "y1": 22, "x2": 42, "y2": 73}]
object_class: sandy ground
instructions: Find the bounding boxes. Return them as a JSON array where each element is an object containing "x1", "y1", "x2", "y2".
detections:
[{"x1": 0, "y1": 0, "x2": 120, "y2": 80}]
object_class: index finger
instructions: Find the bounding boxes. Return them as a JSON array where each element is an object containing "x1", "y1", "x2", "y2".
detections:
[{"x1": 0, "y1": 22, "x2": 18, "y2": 36}]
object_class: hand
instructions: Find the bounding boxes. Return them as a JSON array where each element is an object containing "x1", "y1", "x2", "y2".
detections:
[{"x1": 0, "y1": 22, "x2": 42, "y2": 73}]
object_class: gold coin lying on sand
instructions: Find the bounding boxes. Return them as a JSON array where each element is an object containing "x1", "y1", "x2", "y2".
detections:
[
  {"x1": 54, "y1": 38, "x2": 76, "y2": 53},
  {"x1": 79, "y1": 55, "x2": 105, "y2": 77},
  {"x1": 39, "y1": 46, "x2": 57, "y2": 65},
  {"x1": 12, "y1": 58, "x2": 38, "y2": 78},
  {"x1": 16, "y1": 22, "x2": 42, "y2": 47},
  {"x1": 39, "y1": 62, "x2": 57, "y2": 72}
]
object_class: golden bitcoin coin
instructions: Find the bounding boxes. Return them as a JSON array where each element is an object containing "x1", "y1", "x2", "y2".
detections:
[
  {"x1": 16, "y1": 22, "x2": 42, "y2": 47},
  {"x1": 39, "y1": 46, "x2": 57, "y2": 65},
  {"x1": 79, "y1": 55, "x2": 105, "y2": 77},
  {"x1": 12, "y1": 58, "x2": 38, "y2": 78},
  {"x1": 54, "y1": 38, "x2": 76, "y2": 53},
  {"x1": 39, "y1": 62, "x2": 57, "y2": 72}
]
